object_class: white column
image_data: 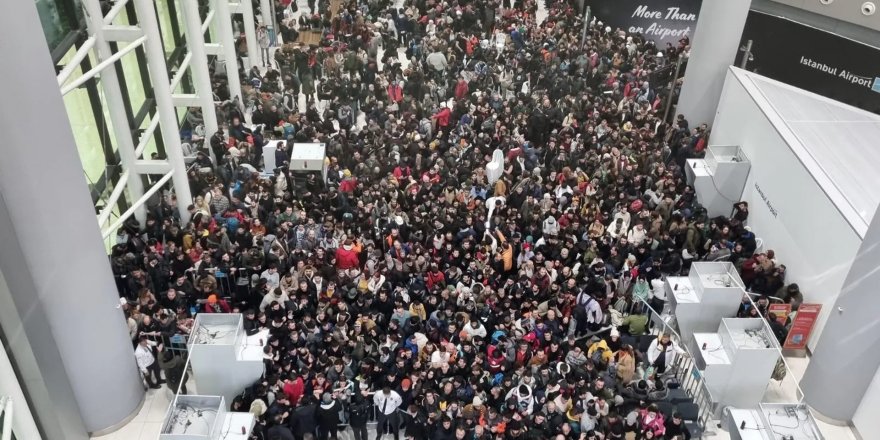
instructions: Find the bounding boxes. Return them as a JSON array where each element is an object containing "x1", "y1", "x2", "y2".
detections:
[
  {"x1": 214, "y1": 0, "x2": 243, "y2": 102},
  {"x1": 134, "y1": 0, "x2": 193, "y2": 223},
  {"x1": 240, "y1": 0, "x2": 260, "y2": 68},
  {"x1": 81, "y1": 0, "x2": 147, "y2": 226},
  {"x1": 675, "y1": 0, "x2": 751, "y2": 125},
  {"x1": 802, "y1": 200, "x2": 880, "y2": 422},
  {"x1": 180, "y1": 0, "x2": 220, "y2": 154},
  {"x1": 0, "y1": 1, "x2": 145, "y2": 435},
  {"x1": 260, "y1": 0, "x2": 274, "y2": 31}
]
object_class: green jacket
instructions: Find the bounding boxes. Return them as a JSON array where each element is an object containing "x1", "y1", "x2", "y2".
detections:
[{"x1": 622, "y1": 314, "x2": 649, "y2": 335}]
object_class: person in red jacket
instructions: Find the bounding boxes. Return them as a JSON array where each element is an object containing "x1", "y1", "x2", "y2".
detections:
[
  {"x1": 283, "y1": 376, "x2": 305, "y2": 405},
  {"x1": 425, "y1": 264, "x2": 445, "y2": 290},
  {"x1": 387, "y1": 80, "x2": 403, "y2": 103},
  {"x1": 339, "y1": 169, "x2": 358, "y2": 193},
  {"x1": 432, "y1": 105, "x2": 452, "y2": 135},
  {"x1": 454, "y1": 77, "x2": 469, "y2": 100},
  {"x1": 335, "y1": 239, "x2": 362, "y2": 270},
  {"x1": 203, "y1": 294, "x2": 232, "y2": 313}
]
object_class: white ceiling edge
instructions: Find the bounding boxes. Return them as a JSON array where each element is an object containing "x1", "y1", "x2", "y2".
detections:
[{"x1": 729, "y1": 67, "x2": 873, "y2": 238}]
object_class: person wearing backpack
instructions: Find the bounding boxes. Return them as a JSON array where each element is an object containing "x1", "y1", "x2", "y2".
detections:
[
  {"x1": 575, "y1": 290, "x2": 605, "y2": 334},
  {"x1": 587, "y1": 336, "x2": 613, "y2": 370}
]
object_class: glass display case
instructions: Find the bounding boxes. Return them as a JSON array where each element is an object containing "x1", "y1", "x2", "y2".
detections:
[
  {"x1": 160, "y1": 395, "x2": 226, "y2": 439},
  {"x1": 667, "y1": 263, "x2": 744, "y2": 345}
]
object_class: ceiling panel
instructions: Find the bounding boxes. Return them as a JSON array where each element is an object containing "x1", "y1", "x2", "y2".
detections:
[{"x1": 749, "y1": 74, "x2": 880, "y2": 224}]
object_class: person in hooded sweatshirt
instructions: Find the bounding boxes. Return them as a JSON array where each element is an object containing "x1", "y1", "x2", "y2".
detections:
[
  {"x1": 542, "y1": 215, "x2": 559, "y2": 236},
  {"x1": 291, "y1": 395, "x2": 318, "y2": 440},
  {"x1": 316, "y1": 392, "x2": 342, "y2": 440},
  {"x1": 504, "y1": 384, "x2": 534, "y2": 415}
]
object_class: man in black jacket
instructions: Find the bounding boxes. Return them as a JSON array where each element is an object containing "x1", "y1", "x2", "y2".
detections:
[
  {"x1": 157, "y1": 345, "x2": 187, "y2": 394},
  {"x1": 290, "y1": 396, "x2": 318, "y2": 440},
  {"x1": 315, "y1": 393, "x2": 342, "y2": 440},
  {"x1": 664, "y1": 412, "x2": 692, "y2": 440},
  {"x1": 348, "y1": 386, "x2": 371, "y2": 440},
  {"x1": 268, "y1": 414, "x2": 296, "y2": 440}
]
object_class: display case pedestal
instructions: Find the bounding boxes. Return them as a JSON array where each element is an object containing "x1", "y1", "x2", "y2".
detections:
[{"x1": 187, "y1": 314, "x2": 268, "y2": 405}]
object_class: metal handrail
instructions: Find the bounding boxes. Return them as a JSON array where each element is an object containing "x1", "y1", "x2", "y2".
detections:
[{"x1": 634, "y1": 295, "x2": 719, "y2": 436}]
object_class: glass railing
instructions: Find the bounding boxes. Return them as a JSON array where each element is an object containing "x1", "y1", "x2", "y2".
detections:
[{"x1": 635, "y1": 296, "x2": 720, "y2": 437}]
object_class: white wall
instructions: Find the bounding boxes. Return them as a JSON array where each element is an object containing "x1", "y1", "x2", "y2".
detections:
[
  {"x1": 854, "y1": 367, "x2": 880, "y2": 440},
  {"x1": 709, "y1": 69, "x2": 861, "y2": 351}
]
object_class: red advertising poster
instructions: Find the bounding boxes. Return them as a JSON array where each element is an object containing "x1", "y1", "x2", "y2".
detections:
[
  {"x1": 783, "y1": 304, "x2": 822, "y2": 350},
  {"x1": 768, "y1": 304, "x2": 791, "y2": 325}
]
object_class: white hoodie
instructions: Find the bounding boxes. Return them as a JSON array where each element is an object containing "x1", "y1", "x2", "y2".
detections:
[
  {"x1": 543, "y1": 216, "x2": 559, "y2": 236},
  {"x1": 505, "y1": 385, "x2": 535, "y2": 415}
]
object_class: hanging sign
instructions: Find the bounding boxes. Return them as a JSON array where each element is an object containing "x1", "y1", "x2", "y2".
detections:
[
  {"x1": 736, "y1": 10, "x2": 880, "y2": 114},
  {"x1": 587, "y1": 0, "x2": 704, "y2": 46}
]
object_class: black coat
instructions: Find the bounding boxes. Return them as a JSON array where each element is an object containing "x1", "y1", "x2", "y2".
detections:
[
  {"x1": 315, "y1": 400, "x2": 342, "y2": 429},
  {"x1": 290, "y1": 403, "x2": 318, "y2": 436},
  {"x1": 157, "y1": 353, "x2": 187, "y2": 392},
  {"x1": 348, "y1": 394, "x2": 371, "y2": 427},
  {"x1": 268, "y1": 424, "x2": 295, "y2": 440}
]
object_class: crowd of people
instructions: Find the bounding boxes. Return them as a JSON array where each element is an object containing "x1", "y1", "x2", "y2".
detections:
[{"x1": 113, "y1": 0, "x2": 806, "y2": 439}]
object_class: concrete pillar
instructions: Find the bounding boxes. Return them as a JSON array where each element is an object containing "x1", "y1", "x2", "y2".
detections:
[
  {"x1": 676, "y1": 0, "x2": 751, "y2": 126},
  {"x1": 214, "y1": 0, "x2": 243, "y2": 102},
  {"x1": 180, "y1": 0, "x2": 220, "y2": 159},
  {"x1": 81, "y1": 0, "x2": 148, "y2": 226},
  {"x1": 801, "y1": 203, "x2": 880, "y2": 422},
  {"x1": 240, "y1": 0, "x2": 261, "y2": 69},
  {"x1": 0, "y1": 0, "x2": 144, "y2": 437},
  {"x1": 134, "y1": 0, "x2": 194, "y2": 223}
]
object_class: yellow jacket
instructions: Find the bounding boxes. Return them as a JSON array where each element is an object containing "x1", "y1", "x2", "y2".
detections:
[{"x1": 587, "y1": 340, "x2": 614, "y2": 364}]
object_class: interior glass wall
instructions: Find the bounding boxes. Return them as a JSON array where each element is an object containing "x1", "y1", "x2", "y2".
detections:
[
  {"x1": 39, "y1": 0, "x2": 187, "y2": 241},
  {"x1": 35, "y1": 0, "x2": 82, "y2": 52}
]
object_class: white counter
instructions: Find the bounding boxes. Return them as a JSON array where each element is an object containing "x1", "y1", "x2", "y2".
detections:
[
  {"x1": 193, "y1": 323, "x2": 239, "y2": 345},
  {"x1": 728, "y1": 408, "x2": 772, "y2": 440},
  {"x1": 217, "y1": 412, "x2": 256, "y2": 440},
  {"x1": 237, "y1": 329, "x2": 270, "y2": 361},
  {"x1": 694, "y1": 333, "x2": 731, "y2": 365},
  {"x1": 760, "y1": 404, "x2": 824, "y2": 440},
  {"x1": 669, "y1": 276, "x2": 699, "y2": 303},
  {"x1": 688, "y1": 159, "x2": 713, "y2": 177}
]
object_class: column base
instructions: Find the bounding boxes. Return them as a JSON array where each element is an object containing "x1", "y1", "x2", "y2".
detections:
[
  {"x1": 806, "y1": 405, "x2": 849, "y2": 427},
  {"x1": 87, "y1": 391, "x2": 146, "y2": 437}
]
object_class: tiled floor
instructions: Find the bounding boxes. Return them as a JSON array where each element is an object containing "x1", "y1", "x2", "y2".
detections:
[{"x1": 92, "y1": 386, "x2": 173, "y2": 440}]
